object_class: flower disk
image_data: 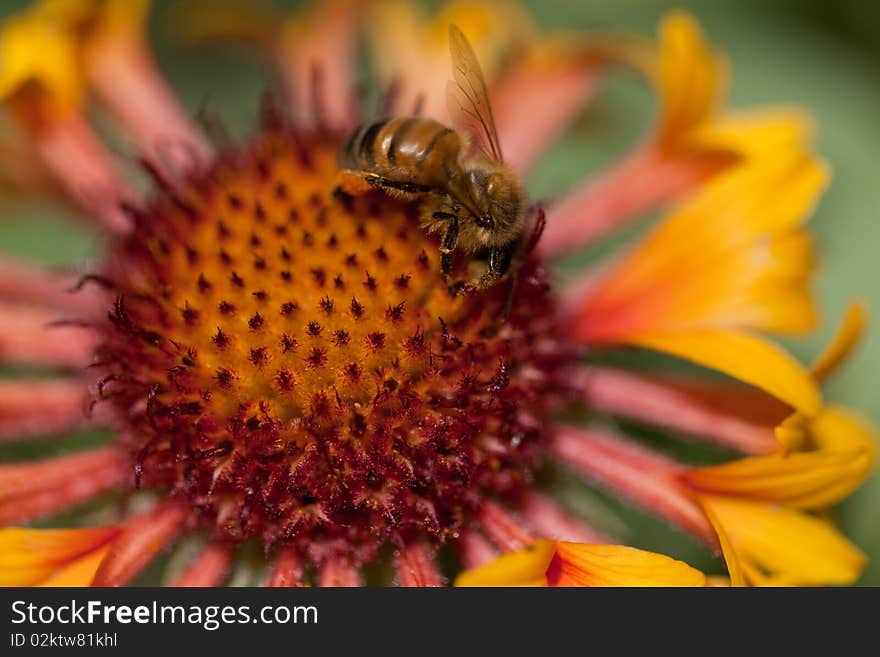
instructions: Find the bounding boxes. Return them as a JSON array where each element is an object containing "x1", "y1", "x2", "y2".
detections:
[{"x1": 95, "y1": 126, "x2": 566, "y2": 560}]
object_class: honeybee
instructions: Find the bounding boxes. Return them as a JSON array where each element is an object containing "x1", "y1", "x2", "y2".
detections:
[{"x1": 337, "y1": 24, "x2": 531, "y2": 290}]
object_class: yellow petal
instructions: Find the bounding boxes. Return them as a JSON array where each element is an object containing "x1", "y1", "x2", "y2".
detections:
[
  {"x1": 699, "y1": 494, "x2": 866, "y2": 586},
  {"x1": 39, "y1": 0, "x2": 149, "y2": 40},
  {"x1": 631, "y1": 330, "x2": 821, "y2": 416},
  {"x1": 365, "y1": 0, "x2": 532, "y2": 119},
  {"x1": 0, "y1": 8, "x2": 83, "y2": 116},
  {"x1": 656, "y1": 10, "x2": 726, "y2": 145},
  {"x1": 455, "y1": 540, "x2": 555, "y2": 587},
  {"x1": 810, "y1": 302, "x2": 868, "y2": 383},
  {"x1": 548, "y1": 542, "x2": 707, "y2": 587},
  {"x1": 775, "y1": 411, "x2": 809, "y2": 453},
  {"x1": 685, "y1": 108, "x2": 816, "y2": 158},
  {"x1": 811, "y1": 404, "x2": 878, "y2": 458},
  {"x1": 697, "y1": 499, "x2": 746, "y2": 586},
  {"x1": 684, "y1": 429, "x2": 873, "y2": 510},
  {"x1": 0, "y1": 526, "x2": 119, "y2": 586}
]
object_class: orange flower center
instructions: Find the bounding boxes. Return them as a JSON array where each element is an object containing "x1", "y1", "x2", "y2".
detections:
[{"x1": 94, "y1": 125, "x2": 567, "y2": 560}]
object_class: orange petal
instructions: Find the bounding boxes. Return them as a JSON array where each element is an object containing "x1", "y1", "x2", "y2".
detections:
[
  {"x1": 547, "y1": 542, "x2": 707, "y2": 587},
  {"x1": 0, "y1": 526, "x2": 120, "y2": 586},
  {"x1": 565, "y1": 150, "x2": 827, "y2": 346},
  {"x1": 40, "y1": 544, "x2": 114, "y2": 587}
]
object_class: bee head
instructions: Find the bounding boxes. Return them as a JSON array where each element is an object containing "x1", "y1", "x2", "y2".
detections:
[{"x1": 468, "y1": 167, "x2": 525, "y2": 234}]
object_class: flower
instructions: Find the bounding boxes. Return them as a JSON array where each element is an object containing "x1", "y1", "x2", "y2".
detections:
[{"x1": 0, "y1": 0, "x2": 874, "y2": 587}]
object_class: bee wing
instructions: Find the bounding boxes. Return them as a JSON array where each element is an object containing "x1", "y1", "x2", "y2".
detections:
[{"x1": 446, "y1": 24, "x2": 504, "y2": 163}]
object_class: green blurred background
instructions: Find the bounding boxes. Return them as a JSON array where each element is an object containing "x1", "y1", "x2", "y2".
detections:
[{"x1": 0, "y1": 0, "x2": 878, "y2": 584}]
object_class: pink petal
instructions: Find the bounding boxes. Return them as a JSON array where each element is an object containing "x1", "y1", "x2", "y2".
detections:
[
  {"x1": 574, "y1": 367, "x2": 781, "y2": 455},
  {"x1": 88, "y1": 39, "x2": 212, "y2": 174},
  {"x1": 34, "y1": 115, "x2": 135, "y2": 234},
  {"x1": 169, "y1": 542, "x2": 233, "y2": 587},
  {"x1": 456, "y1": 530, "x2": 499, "y2": 570},
  {"x1": 396, "y1": 542, "x2": 444, "y2": 587},
  {"x1": 0, "y1": 448, "x2": 129, "y2": 525},
  {"x1": 549, "y1": 425, "x2": 715, "y2": 545},
  {"x1": 317, "y1": 558, "x2": 362, "y2": 587},
  {"x1": 0, "y1": 378, "x2": 91, "y2": 443},
  {"x1": 494, "y1": 56, "x2": 601, "y2": 176},
  {"x1": 517, "y1": 492, "x2": 610, "y2": 543},
  {"x1": 0, "y1": 301, "x2": 97, "y2": 368},
  {"x1": 538, "y1": 146, "x2": 725, "y2": 258},
  {"x1": 0, "y1": 258, "x2": 107, "y2": 315},
  {"x1": 278, "y1": 0, "x2": 359, "y2": 132},
  {"x1": 92, "y1": 501, "x2": 189, "y2": 586},
  {"x1": 267, "y1": 548, "x2": 305, "y2": 587},
  {"x1": 476, "y1": 500, "x2": 535, "y2": 553}
]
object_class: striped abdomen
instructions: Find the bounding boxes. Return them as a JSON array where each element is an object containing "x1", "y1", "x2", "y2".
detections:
[{"x1": 339, "y1": 117, "x2": 463, "y2": 190}]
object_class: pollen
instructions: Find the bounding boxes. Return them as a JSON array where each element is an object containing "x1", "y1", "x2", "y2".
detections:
[{"x1": 94, "y1": 125, "x2": 567, "y2": 559}]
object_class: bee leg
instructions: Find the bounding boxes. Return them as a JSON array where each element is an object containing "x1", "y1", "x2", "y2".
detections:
[
  {"x1": 502, "y1": 270, "x2": 519, "y2": 319},
  {"x1": 469, "y1": 242, "x2": 516, "y2": 291},
  {"x1": 365, "y1": 175, "x2": 434, "y2": 195},
  {"x1": 438, "y1": 213, "x2": 459, "y2": 275}
]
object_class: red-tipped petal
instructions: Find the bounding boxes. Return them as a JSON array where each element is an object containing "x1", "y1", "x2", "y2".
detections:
[
  {"x1": 169, "y1": 542, "x2": 233, "y2": 587},
  {"x1": 518, "y1": 492, "x2": 610, "y2": 543},
  {"x1": 0, "y1": 378, "x2": 90, "y2": 443},
  {"x1": 0, "y1": 525, "x2": 121, "y2": 586},
  {"x1": 92, "y1": 501, "x2": 189, "y2": 586},
  {"x1": 573, "y1": 367, "x2": 781, "y2": 455},
  {"x1": 0, "y1": 301, "x2": 98, "y2": 369},
  {"x1": 538, "y1": 147, "x2": 723, "y2": 258},
  {"x1": 396, "y1": 542, "x2": 444, "y2": 587},
  {"x1": 549, "y1": 425, "x2": 714, "y2": 544},
  {"x1": 0, "y1": 448, "x2": 129, "y2": 525},
  {"x1": 267, "y1": 547, "x2": 306, "y2": 587}
]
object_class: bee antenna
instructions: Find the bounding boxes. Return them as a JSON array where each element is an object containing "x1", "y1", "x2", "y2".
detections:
[
  {"x1": 525, "y1": 204, "x2": 547, "y2": 254},
  {"x1": 412, "y1": 93, "x2": 426, "y2": 117},
  {"x1": 309, "y1": 61, "x2": 328, "y2": 134},
  {"x1": 379, "y1": 77, "x2": 402, "y2": 118}
]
